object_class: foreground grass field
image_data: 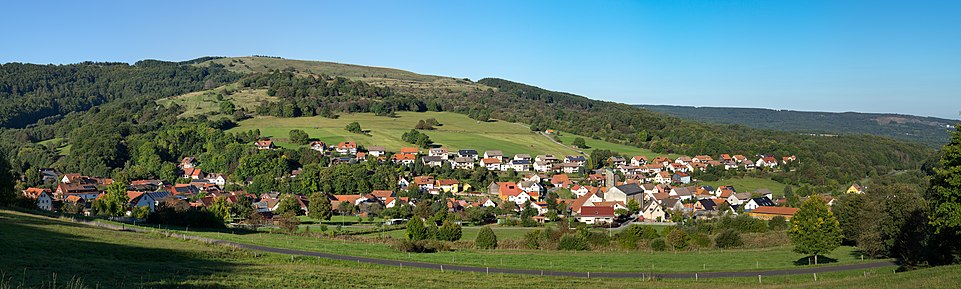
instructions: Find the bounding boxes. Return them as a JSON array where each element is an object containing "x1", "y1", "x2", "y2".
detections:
[
  {"x1": 113, "y1": 219, "x2": 876, "y2": 274},
  {"x1": 4, "y1": 209, "x2": 959, "y2": 288}
]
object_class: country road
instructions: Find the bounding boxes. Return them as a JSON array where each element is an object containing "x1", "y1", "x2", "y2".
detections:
[{"x1": 76, "y1": 217, "x2": 897, "y2": 279}]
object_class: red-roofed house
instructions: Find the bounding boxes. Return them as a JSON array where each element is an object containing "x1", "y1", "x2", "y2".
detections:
[{"x1": 577, "y1": 206, "x2": 615, "y2": 225}]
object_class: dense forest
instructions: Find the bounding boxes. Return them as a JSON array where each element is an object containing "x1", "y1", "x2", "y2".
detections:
[
  {"x1": 0, "y1": 56, "x2": 939, "y2": 194},
  {"x1": 0, "y1": 58, "x2": 240, "y2": 128},
  {"x1": 640, "y1": 105, "x2": 957, "y2": 147}
]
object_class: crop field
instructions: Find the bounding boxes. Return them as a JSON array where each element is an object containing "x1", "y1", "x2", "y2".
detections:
[{"x1": 6, "y1": 210, "x2": 959, "y2": 288}]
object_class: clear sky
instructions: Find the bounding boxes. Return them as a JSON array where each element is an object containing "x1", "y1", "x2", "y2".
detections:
[{"x1": 2, "y1": 0, "x2": 960, "y2": 119}]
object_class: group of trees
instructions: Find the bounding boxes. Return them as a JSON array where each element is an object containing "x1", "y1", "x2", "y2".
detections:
[{"x1": 401, "y1": 129, "x2": 432, "y2": 148}]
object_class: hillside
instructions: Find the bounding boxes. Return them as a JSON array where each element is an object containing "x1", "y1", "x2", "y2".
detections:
[{"x1": 640, "y1": 105, "x2": 957, "y2": 147}]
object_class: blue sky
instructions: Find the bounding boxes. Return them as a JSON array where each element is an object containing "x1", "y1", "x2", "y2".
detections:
[{"x1": 2, "y1": 1, "x2": 959, "y2": 119}]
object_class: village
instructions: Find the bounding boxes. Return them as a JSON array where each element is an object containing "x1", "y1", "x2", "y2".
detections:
[{"x1": 16, "y1": 137, "x2": 843, "y2": 229}]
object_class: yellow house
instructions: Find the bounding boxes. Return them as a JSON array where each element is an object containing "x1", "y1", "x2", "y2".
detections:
[{"x1": 846, "y1": 183, "x2": 864, "y2": 194}]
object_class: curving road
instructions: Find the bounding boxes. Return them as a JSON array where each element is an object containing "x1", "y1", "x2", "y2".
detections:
[{"x1": 79, "y1": 219, "x2": 895, "y2": 279}]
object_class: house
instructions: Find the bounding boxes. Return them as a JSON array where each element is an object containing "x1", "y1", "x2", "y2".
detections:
[
  {"x1": 397, "y1": 177, "x2": 410, "y2": 190},
  {"x1": 550, "y1": 174, "x2": 570, "y2": 188},
  {"x1": 183, "y1": 167, "x2": 205, "y2": 180},
  {"x1": 483, "y1": 150, "x2": 504, "y2": 159},
  {"x1": 654, "y1": 171, "x2": 672, "y2": 184},
  {"x1": 693, "y1": 155, "x2": 714, "y2": 163},
  {"x1": 630, "y1": 156, "x2": 648, "y2": 166},
  {"x1": 670, "y1": 186, "x2": 697, "y2": 200},
  {"x1": 180, "y1": 157, "x2": 198, "y2": 169},
  {"x1": 652, "y1": 156, "x2": 672, "y2": 166},
  {"x1": 367, "y1": 146, "x2": 386, "y2": 157},
  {"x1": 714, "y1": 186, "x2": 736, "y2": 198},
  {"x1": 641, "y1": 199, "x2": 666, "y2": 222},
  {"x1": 458, "y1": 149, "x2": 479, "y2": 160},
  {"x1": 429, "y1": 148, "x2": 449, "y2": 160},
  {"x1": 421, "y1": 155, "x2": 445, "y2": 167},
  {"x1": 577, "y1": 206, "x2": 615, "y2": 225},
  {"x1": 207, "y1": 174, "x2": 227, "y2": 187},
  {"x1": 436, "y1": 179, "x2": 460, "y2": 193},
  {"x1": 558, "y1": 163, "x2": 581, "y2": 174},
  {"x1": 414, "y1": 176, "x2": 435, "y2": 190},
  {"x1": 517, "y1": 180, "x2": 543, "y2": 195},
  {"x1": 782, "y1": 155, "x2": 798, "y2": 164},
  {"x1": 512, "y1": 154, "x2": 532, "y2": 162},
  {"x1": 22, "y1": 188, "x2": 54, "y2": 211},
  {"x1": 309, "y1": 141, "x2": 327, "y2": 153},
  {"x1": 672, "y1": 172, "x2": 691, "y2": 184},
  {"x1": 749, "y1": 206, "x2": 799, "y2": 220},
  {"x1": 128, "y1": 191, "x2": 171, "y2": 212},
  {"x1": 570, "y1": 188, "x2": 604, "y2": 212},
  {"x1": 608, "y1": 156, "x2": 627, "y2": 167},
  {"x1": 695, "y1": 199, "x2": 718, "y2": 211},
  {"x1": 675, "y1": 156, "x2": 693, "y2": 165},
  {"x1": 369, "y1": 190, "x2": 394, "y2": 201},
  {"x1": 495, "y1": 182, "x2": 523, "y2": 202},
  {"x1": 605, "y1": 183, "x2": 644, "y2": 203},
  {"x1": 509, "y1": 159, "x2": 531, "y2": 171},
  {"x1": 336, "y1": 141, "x2": 358, "y2": 155},
  {"x1": 727, "y1": 192, "x2": 752, "y2": 206},
  {"x1": 661, "y1": 198, "x2": 684, "y2": 212},
  {"x1": 450, "y1": 157, "x2": 475, "y2": 170},
  {"x1": 254, "y1": 139, "x2": 275, "y2": 150},
  {"x1": 533, "y1": 161, "x2": 552, "y2": 172},
  {"x1": 55, "y1": 182, "x2": 101, "y2": 201},
  {"x1": 846, "y1": 183, "x2": 864, "y2": 194},
  {"x1": 400, "y1": 147, "x2": 420, "y2": 155},
  {"x1": 564, "y1": 156, "x2": 586, "y2": 166},
  {"x1": 535, "y1": 154, "x2": 558, "y2": 164},
  {"x1": 744, "y1": 197, "x2": 776, "y2": 211},
  {"x1": 481, "y1": 157, "x2": 502, "y2": 171},
  {"x1": 756, "y1": 157, "x2": 779, "y2": 168},
  {"x1": 392, "y1": 153, "x2": 417, "y2": 165},
  {"x1": 385, "y1": 196, "x2": 413, "y2": 208}
]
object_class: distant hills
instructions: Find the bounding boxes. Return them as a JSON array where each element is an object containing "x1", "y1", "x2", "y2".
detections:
[{"x1": 638, "y1": 105, "x2": 957, "y2": 147}]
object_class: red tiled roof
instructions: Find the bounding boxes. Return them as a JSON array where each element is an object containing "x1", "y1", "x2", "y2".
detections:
[
  {"x1": 751, "y1": 206, "x2": 798, "y2": 215},
  {"x1": 579, "y1": 206, "x2": 615, "y2": 217}
]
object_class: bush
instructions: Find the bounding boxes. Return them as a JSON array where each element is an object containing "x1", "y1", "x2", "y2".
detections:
[
  {"x1": 475, "y1": 226, "x2": 498, "y2": 249},
  {"x1": 768, "y1": 216, "x2": 788, "y2": 231},
  {"x1": 437, "y1": 220, "x2": 463, "y2": 241},
  {"x1": 650, "y1": 238, "x2": 668, "y2": 251},
  {"x1": 558, "y1": 234, "x2": 590, "y2": 251},
  {"x1": 406, "y1": 217, "x2": 428, "y2": 240},
  {"x1": 425, "y1": 222, "x2": 439, "y2": 240},
  {"x1": 276, "y1": 212, "x2": 301, "y2": 233},
  {"x1": 715, "y1": 229, "x2": 744, "y2": 249},
  {"x1": 521, "y1": 216, "x2": 538, "y2": 227},
  {"x1": 666, "y1": 228, "x2": 690, "y2": 250},
  {"x1": 691, "y1": 233, "x2": 712, "y2": 249},
  {"x1": 524, "y1": 230, "x2": 542, "y2": 249}
]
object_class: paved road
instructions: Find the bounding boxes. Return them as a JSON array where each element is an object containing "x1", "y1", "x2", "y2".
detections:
[{"x1": 81, "y1": 220, "x2": 895, "y2": 279}]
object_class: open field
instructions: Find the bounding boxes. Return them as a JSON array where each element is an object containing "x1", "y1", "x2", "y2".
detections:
[
  {"x1": 6, "y1": 210, "x2": 959, "y2": 288},
  {"x1": 155, "y1": 83, "x2": 277, "y2": 118},
  {"x1": 699, "y1": 177, "x2": 789, "y2": 197},
  {"x1": 225, "y1": 111, "x2": 663, "y2": 157}
]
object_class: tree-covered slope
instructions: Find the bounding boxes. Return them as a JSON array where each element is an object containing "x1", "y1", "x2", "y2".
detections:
[{"x1": 640, "y1": 105, "x2": 957, "y2": 147}]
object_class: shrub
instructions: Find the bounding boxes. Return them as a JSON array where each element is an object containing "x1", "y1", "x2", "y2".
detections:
[
  {"x1": 406, "y1": 217, "x2": 428, "y2": 240},
  {"x1": 521, "y1": 216, "x2": 538, "y2": 227},
  {"x1": 524, "y1": 230, "x2": 542, "y2": 249},
  {"x1": 475, "y1": 226, "x2": 498, "y2": 249},
  {"x1": 394, "y1": 240, "x2": 451, "y2": 253},
  {"x1": 437, "y1": 220, "x2": 463, "y2": 241},
  {"x1": 768, "y1": 216, "x2": 788, "y2": 231},
  {"x1": 618, "y1": 225, "x2": 660, "y2": 249},
  {"x1": 650, "y1": 238, "x2": 668, "y2": 251},
  {"x1": 276, "y1": 212, "x2": 301, "y2": 233},
  {"x1": 691, "y1": 233, "x2": 712, "y2": 249},
  {"x1": 425, "y1": 222, "x2": 439, "y2": 240},
  {"x1": 715, "y1": 229, "x2": 744, "y2": 249},
  {"x1": 666, "y1": 228, "x2": 690, "y2": 250},
  {"x1": 558, "y1": 234, "x2": 590, "y2": 251}
]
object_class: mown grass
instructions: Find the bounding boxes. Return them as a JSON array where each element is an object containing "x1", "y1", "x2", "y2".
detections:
[
  {"x1": 226, "y1": 111, "x2": 648, "y2": 156},
  {"x1": 155, "y1": 83, "x2": 277, "y2": 118},
  {"x1": 699, "y1": 177, "x2": 789, "y2": 197},
  {"x1": 5, "y1": 209, "x2": 957, "y2": 288},
  {"x1": 555, "y1": 133, "x2": 678, "y2": 159}
]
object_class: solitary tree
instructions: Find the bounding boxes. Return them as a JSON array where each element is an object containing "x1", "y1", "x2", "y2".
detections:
[
  {"x1": 789, "y1": 197, "x2": 842, "y2": 264},
  {"x1": 571, "y1": 137, "x2": 587, "y2": 149},
  {"x1": 475, "y1": 226, "x2": 498, "y2": 249},
  {"x1": 437, "y1": 220, "x2": 463, "y2": 241},
  {"x1": 406, "y1": 217, "x2": 428, "y2": 240},
  {"x1": 345, "y1": 122, "x2": 362, "y2": 134},
  {"x1": 308, "y1": 192, "x2": 332, "y2": 221},
  {"x1": 276, "y1": 195, "x2": 302, "y2": 215},
  {"x1": 96, "y1": 182, "x2": 130, "y2": 217},
  {"x1": 288, "y1": 129, "x2": 309, "y2": 145}
]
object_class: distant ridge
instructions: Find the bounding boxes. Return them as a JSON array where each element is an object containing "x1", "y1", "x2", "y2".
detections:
[{"x1": 638, "y1": 105, "x2": 957, "y2": 147}]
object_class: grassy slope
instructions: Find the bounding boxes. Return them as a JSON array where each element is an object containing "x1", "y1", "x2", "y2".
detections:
[
  {"x1": 5, "y1": 210, "x2": 957, "y2": 288},
  {"x1": 227, "y1": 111, "x2": 662, "y2": 157},
  {"x1": 155, "y1": 83, "x2": 277, "y2": 118}
]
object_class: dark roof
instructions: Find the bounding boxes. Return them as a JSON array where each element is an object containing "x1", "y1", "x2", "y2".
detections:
[
  {"x1": 566, "y1": 156, "x2": 586, "y2": 161},
  {"x1": 458, "y1": 149, "x2": 478, "y2": 155},
  {"x1": 614, "y1": 183, "x2": 643, "y2": 195},
  {"x1": 698, "y1": 199, "x2": 717, "y2": 211},
  {"x1": 750, "y1": 197, "x2": 776, "y2": 207},
  {"x1": 511, "y1": 159, "x2": 531, "y2": 165}
]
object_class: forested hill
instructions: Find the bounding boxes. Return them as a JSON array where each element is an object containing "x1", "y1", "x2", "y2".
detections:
[
  {"x1": 639, "y1": 105, "x2": 957, "y2": 147},
  {"x1": 0, "y1": 56, "x2": 936, "y2": 192}
]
